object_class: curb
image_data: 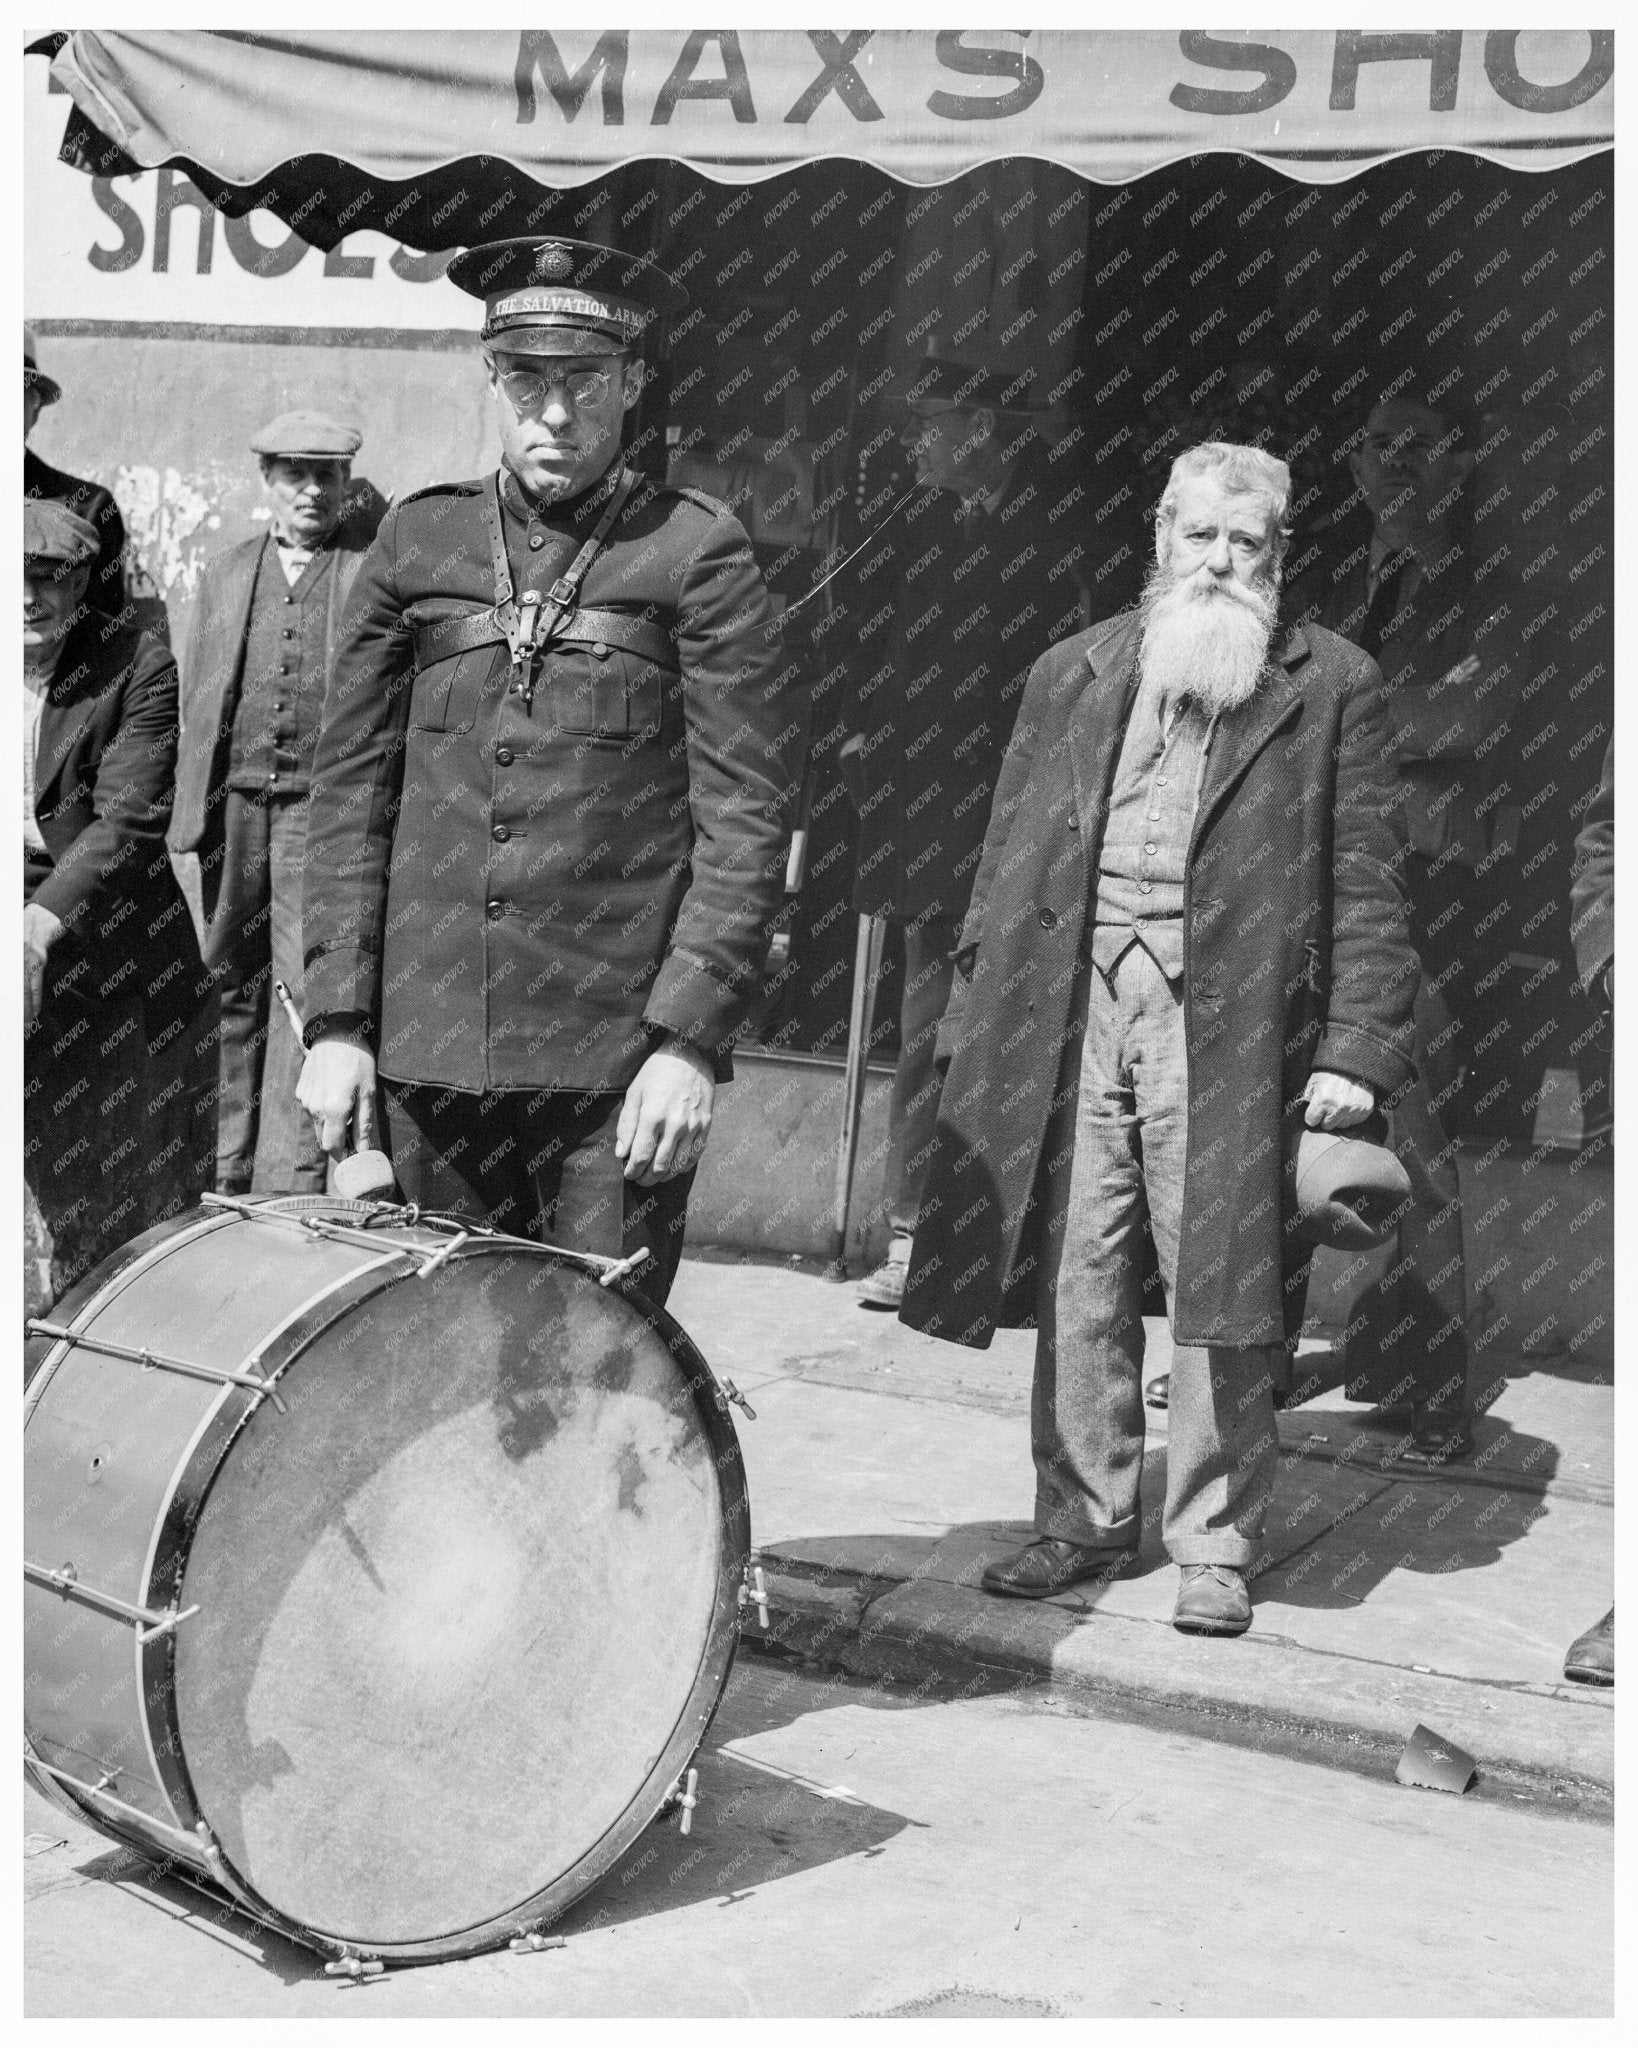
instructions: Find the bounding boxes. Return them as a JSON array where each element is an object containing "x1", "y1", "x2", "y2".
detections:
[{"x1": 744, "y1": 1558, "x2": 1615, "y2": 1820}]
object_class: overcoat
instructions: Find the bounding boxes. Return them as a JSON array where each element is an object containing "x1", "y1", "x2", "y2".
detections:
[
  {"x1": 840, "y1": 451, "x2": 1089, "y2": 925},
  {"x1": 168, "y1": 515, "x2": 376, "y2": 861},
  {"x1": 900, "y1": 610, "x2": 1418, "y2": 1352},
  {"x1": 300, "y1": 467, "x2": 803, "y2": 1094},
  {"x1": 1312, "y1": 534, "x2": 1518, "y2": 871},
  {"x1": 28, "y1": 617, "x2": 205, "y2": 1038}
]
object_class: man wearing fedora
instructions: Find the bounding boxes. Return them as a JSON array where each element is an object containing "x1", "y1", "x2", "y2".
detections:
[
  {"x1": 840, "y1": 352, "x2": 1087, "y2": 1308},
  {"x1": 297, "y1": 238, "x2": 802, "y2": 1304},
  {"x1": 24, "y1": 325, "x2": 125, "y2": 616},
  {"x1": 901, "y1": 440, "x2": 1418, "y2": 1636},
  {"x1": 170, "y1": 409, "x2": 376, "y2": 1194}
]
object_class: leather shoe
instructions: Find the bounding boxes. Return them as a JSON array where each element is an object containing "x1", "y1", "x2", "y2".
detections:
[
  {"x1": 1172, "y1": 1563, "x2": 1252, "y2": 1636},
  {"x1": 980, "y1": 1536, "x2": 1137, "y2": 1600},
  {"x1": 1394, "y1": 1406, "x2": 1474, "y2": 1467},
  {"x1": 1564, "y1": 1606, "x2": 1614, "y2": 1686}
]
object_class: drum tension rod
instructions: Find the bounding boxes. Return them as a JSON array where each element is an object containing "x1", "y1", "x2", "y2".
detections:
[
  {"x1": 659, "y1": 1766, "x2": 700, "y2": 1836},
  {"x1": 26, "y1": 1320, "x2": 287, "y2": 1414},
  {"x1": 24, "y1": 1560, "x2": 200, "y2": 1643},
  {"x1": 323, "y1": 1952, "x2": 386, "y2": 1982},
  {"x1": 738, "y1": 1563, "x2": 770, "y2": 1631},
  {"x1": 717, "y1": 1377, "x2": 757, "y2": 1421}
]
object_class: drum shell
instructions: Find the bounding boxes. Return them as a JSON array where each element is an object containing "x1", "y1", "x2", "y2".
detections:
[{"x1": 23, "y1": 1201, "x2": 750, "y2": 1961}]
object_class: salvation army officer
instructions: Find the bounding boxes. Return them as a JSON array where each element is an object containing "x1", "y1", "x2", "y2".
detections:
[{"x1": 297, "y1": 237, "x2": 804, "y2": 1302}]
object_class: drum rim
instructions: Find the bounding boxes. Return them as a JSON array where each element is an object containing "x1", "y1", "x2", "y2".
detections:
[{"x1": 144, "y1": 1232, "x2": 750, "y2": 1962}]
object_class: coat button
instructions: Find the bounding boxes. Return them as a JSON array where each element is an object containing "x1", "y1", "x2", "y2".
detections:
[
  {"x1": 1039, "y1": 907, "x2": 1057, "y2": 930},
  {"x1": 495, "y1": 746, "x2": 514, "y2": 766},
  {"x1": 492, "y1": 823, "x2": 511, "y2": 843},
  {"x1": 486, "y1": 900, "x2": 505, "y2": 921},
  {"x1": 1067, "y1": 813, "x2": 1079, "y2": 832},
  {"x1": 529, "y1": 533, "x2": 545, "y2": 549}
]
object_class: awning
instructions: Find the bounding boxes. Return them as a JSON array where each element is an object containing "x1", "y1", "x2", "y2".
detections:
[{"x1": 46, "y1": 29, "x2": 1614, "y2": 250}]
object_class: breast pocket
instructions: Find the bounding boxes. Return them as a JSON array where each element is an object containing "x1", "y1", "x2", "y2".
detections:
[
  {"x1": 407, "y1": 648, "x2": 494, "y2": 735},
  {"x1": 548, "y1": 643, "x2": 666, "y2": 743}
]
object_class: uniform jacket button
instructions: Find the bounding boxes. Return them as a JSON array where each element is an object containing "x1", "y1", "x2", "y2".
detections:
[
  {"x1": 486, "y1": 900, "x2": 505, "y2": 920},
  {"x1": 492, "y1": 823, "x2": 511, "y2": 843},
  {"x1": 495, "y1": 746, "x2": 514, "y2": 766},
  {"x1": 529, "y1": 533, "x2": 545, "y2": 549},
  {"x1": 1039, "y1": 907, "x2": 1057, "y2": 930},
  {"x1": 1067, "y1": 813, "x2": 1079, "y2": 831}
]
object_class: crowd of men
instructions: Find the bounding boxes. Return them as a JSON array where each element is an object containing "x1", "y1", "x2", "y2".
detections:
[{"x1": 21, "y1": 226, "x2": 1613, "y2": 1687}]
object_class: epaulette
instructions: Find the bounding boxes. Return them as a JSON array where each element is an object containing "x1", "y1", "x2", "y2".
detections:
[
  {"x1": 659, "y1": 480, "x2": 734, "y2": 520},
  {"x1": 393, "y1": 477, "x2": 487, "y2": 508}
]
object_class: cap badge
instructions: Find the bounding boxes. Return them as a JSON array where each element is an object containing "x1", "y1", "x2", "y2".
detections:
[{"x1": 534, "y1": 242, "x2": 574, "y2": 282}]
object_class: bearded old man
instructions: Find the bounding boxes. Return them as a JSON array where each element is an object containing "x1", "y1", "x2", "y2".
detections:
[{"x1": 901, "y1": 442, "x2": 1418, "y2": 1636}]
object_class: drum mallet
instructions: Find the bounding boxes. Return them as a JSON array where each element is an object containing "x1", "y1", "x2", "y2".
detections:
[{"x1": 273, "y1": 980, "x2": 398, "y2": 1201}]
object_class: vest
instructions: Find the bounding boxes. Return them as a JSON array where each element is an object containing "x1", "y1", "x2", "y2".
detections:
[
  {"x1": 227, "y1": 540, "x2": 339, "y2": 796},
  {"x1": 1091, "y1": 656, "x2": 1215, "y2": 982}
]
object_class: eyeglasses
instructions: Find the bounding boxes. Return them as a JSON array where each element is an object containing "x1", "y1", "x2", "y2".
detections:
[{"x1": 498, "y1": 365, "x2": 620, "y2": 414}]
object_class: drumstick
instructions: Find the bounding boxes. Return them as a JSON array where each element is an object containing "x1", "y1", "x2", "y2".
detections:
[{"x1": 273, "y1": 981, "x2": 397, "y2": 1200}]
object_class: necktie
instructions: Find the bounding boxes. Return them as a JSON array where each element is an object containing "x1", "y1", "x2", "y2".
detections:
[{"x1": 1357, "y1": 550, "x2": 1411, "y2": 659}]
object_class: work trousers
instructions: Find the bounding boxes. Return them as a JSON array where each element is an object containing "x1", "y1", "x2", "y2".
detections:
[
  {"x1": 380, "y1": 1080, "x2": 695, "y2": 1308},
  {"x1": 203, "y1": 789, "x2": 327, "y2": 1195},
  {"x1": 1033, "y1": 943, "x2": 1281, "y2": 1567},
  {"x1": 883, "y1": 914, "x2": 959, "y2": 1239},
  {"x1": 1351, "y1": 855, "x2": 1474, "y2": 1413}
]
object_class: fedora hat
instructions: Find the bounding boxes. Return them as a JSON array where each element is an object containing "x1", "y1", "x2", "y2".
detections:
[{"x1": 1289, "y1": 1127, "x2": 1411, "y2": 1251}]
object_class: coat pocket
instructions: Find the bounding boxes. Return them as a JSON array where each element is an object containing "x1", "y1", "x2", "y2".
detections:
[
  {"x1": 407, "y1": 647, "x2": 493, "y2": 734},
  {"x1": 547, "y1": 644, "x2": 664, "y2": 742}
]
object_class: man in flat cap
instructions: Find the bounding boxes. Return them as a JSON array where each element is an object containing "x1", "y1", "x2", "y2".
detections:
[
  {"x1": 25, "y1": 325, "x2": 126, "y2": 616},
  {"x1": 170, "y1": 409, "x2": 376, "y2": 1193},
  {"x1": 25, "y1": 499, "x2": 212, "y2": 1304},
  {"x1": 837, "y1": 350, "x2": 1088, "y2": 1308},
  {"x1": 298, "y1": 238, "x2": 802, "y2": 1303}
]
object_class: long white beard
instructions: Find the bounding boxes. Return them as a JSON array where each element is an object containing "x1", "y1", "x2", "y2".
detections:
[{"x1": 1138, "y1": 563, "x2": 1280, "y2": 716}]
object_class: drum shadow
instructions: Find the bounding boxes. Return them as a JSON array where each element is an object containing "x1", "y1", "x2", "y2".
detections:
[{"x1": 60, "y1": 1843, "x2": 325, "y2": 1989}]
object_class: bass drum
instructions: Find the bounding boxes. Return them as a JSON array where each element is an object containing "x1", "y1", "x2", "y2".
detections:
[{"x1": 24, "y1": 1197, "x2": 750, "y2": 1964}]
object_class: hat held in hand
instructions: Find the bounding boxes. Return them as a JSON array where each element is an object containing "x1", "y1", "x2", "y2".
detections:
[{"x1": 1290, "y1": 1127, "x2": 1411, "y2": 1250}]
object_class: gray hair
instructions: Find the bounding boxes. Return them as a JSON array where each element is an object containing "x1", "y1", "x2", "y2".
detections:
[{"x1": 1154, "y1": 441, "x2": 1293, "y2": 561}]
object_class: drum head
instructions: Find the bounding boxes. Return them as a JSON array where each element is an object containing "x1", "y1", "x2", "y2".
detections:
[{"x1": 171, "y1": 1246, "x2": 735, "y2": 1949}]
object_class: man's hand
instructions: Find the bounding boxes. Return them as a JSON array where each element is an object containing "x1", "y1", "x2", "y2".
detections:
[
  {"x1": 23, "y1": 901, "x2": 64, "y2": 1027},
  {"x1": 298, "y1": 1037, "x2": 379, "y2": 1159},
  {"x1": 1303, "y1": 1070, "x2": 1376, "y2": 1131},
  {"x1": 617, "y1": 1037, "x2": 714, "y2": 1185}
]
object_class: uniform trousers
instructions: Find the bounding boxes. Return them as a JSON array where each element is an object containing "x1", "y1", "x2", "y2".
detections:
[
  {"x1": 883, "y1": 915, "x2": 959, "y2": 1239},
  {"x1": 380, "y1": 1080, "x2": 695, "y2": 1308},
  {"x1": 1033, "y1": 942, "x2": 1282, "y2": 1566},
  {"x1": 202, "y1": 789, "x2": 327, "y2": 1194}
]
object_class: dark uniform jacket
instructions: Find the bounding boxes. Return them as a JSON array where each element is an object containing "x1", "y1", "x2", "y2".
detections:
[
  {"x1": 1312, "y1": 534, "x2": 1518, "y2": 871},
  {"x1": 841, "y1": 451, "x2": 1088, "y2": 926},
  {"x1": 169, "y1": 517, "x2": 375, "y2": 860},
  {"x1": 26, "y1": 447, "x2": 126, "y2": 615},
  {"x1": 27, "y1": 616, "x2": 205, "y2": 1041},
  {"x1": 900, "y1": 612, "x2": 1417, "y2": 1352},
  {"x1": 301, "y1": 466, "x2": 803, "y2": 1095}
]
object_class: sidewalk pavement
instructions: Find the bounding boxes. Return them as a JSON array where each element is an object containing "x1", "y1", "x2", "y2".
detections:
[{"x1": 668, "y1": 1251, "x2": 1615, "y2": 1813}]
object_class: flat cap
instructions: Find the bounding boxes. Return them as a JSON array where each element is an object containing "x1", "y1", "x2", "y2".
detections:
[
  {"x1": 25, "y1": 324, "x2": 61, "y2": 406},
  {"x1": 250, "y1": 410, "x2": 362, "y2": 459},
  {"x1": 24, "y1": 499, "x2": 101, "y2": 567},
  {"x1": 447, "y1": 237, "x2": 685, "y2": 358}
]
